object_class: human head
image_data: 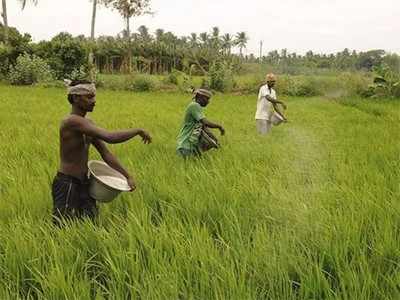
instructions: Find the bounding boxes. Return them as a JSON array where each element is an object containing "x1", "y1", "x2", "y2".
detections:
[
  {"x1": 194, "y1": 88, "x2": 212, "y2": 107},
  {"x1": 66, "y1": 80, "x2": 96, "y2": 112},
  {"x1": 265, "y1": 73, "x2": 276, "y2": 88}
]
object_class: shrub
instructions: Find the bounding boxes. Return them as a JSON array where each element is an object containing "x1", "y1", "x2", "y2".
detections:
[
  {"x1": 295, "y1": 77, "x2": 320, "y2": 96},
  {"x1": 163, "y1": 70, "x2": 179, "y2": 85},
  {"x1": 209, "y1": 61, "x2": 235, "y2": 92},
  {"x1": 234, "y1": 74, "x2": 371, "y2": 97},
  {"x1": 338, "y1": 72, "x2": 372, "y2": 97},
  {"x1": 67, "y1": 65, "x2": 104, "y2": 87},
  {"x1": 233, "y1": 75, "x2": 264, "y2": 94},
  {"x1": 34, "y1": 32, "x2": 88, "y2": 79},
  {"x1": 0, "y1": 26, "x2": 32, "y2": 77},
  {"x1": 368, "y1": 64, "x2": 400, "y2": 98},
  {"x1": 131, "y1": 75, "x2": 157, "y2": 92},
  {"x1": 9, "y1": 53, "x2": 53, "y2": 85},
  {"x1": 177, "y1": 73, "x2": 195, "y2": 93},
  {"x1": 0, "y1": 43, "x2": 12, "y2": 77},
  {"x1": 37, "y1": 80, "x2": 66, "y2": 89},
  {"x1": 69, "y1": 65, "x2": 90, "y2": 82},
  {"x1": 200, "y1": 77, "x2": 211, "y2": 89},
  {"x1": 96, "y1": 74, "x2": 133, "y2": 90},
  {"x1": 277, "y1": 76, "x2": 321, "y2": 97}
]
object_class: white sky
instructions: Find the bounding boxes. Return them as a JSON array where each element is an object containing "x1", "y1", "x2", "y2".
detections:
[{"x1": 7, "y1": 0, "x2": 400, "y2": 55}]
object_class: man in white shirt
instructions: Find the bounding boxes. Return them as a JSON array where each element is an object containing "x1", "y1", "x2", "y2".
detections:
[{"x1": 255, "y1": 73, "x2": 287, "y2": 134}]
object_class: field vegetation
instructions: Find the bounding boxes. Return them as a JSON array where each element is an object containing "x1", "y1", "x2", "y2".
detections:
[
  {"x1": 0, "y1": 1, "x2": 399, "y2": 298},
  {"x1": 0, "y1": 85, "x2": 398, "y2": 299}
]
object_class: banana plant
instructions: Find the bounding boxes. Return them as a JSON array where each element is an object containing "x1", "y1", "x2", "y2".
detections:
[{"x1": 371, "y1": 64, "x2": 400, "y2": 98}]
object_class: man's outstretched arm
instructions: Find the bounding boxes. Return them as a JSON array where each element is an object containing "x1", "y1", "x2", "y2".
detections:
[
  {"x1": 265, "y1": 95, "x2": 287, "y2": 109},
  {"x1": 200, "y1": 118, "x2": 225, "y2": 135},
  {"x1": 67, "y1": 116, "x2": 152, "y2": 144}
]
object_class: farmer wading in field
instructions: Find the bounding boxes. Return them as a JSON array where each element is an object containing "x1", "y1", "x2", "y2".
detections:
[
  {"x1": 176, "y1": 88, "x2": 225, "y2": 158},
  {"x1": 51, "y1": 80, "x2": 152, "y2": 224},
  {"x1": 255, "y1": 73, "x2": 287, "y2": 135}
]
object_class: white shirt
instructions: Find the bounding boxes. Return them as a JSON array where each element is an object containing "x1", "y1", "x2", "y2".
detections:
[{"x1": 255, "y1": 84, "x2": 276, "y2": 120}]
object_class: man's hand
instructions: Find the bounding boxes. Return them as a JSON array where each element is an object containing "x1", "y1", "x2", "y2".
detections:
[
  {"x1": 127, "y1": 176, "x2": 137, "y2": 191},
  {"x1": 219, "y1": 126, "x2": 225, "y2": 136},
  {"x1": 138, "y1": 129, "x2": 152, "y2": 144},
  {"x1": 265, "y1": 95, "x2": 275, "y2": 102}
]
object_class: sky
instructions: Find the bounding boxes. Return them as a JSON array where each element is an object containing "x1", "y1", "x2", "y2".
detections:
[{"x1": 6, "y1": 0, "x2": 400, "y2": 55}]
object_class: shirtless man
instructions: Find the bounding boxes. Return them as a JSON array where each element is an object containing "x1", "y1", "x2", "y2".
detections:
[{"x1": 52, "y1": 80, "x2": 152, "y2": 224}]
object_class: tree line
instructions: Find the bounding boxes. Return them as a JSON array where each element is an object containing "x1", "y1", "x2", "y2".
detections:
[{"x1": 1, "y1": 0, "x2": 399, "y2": 81}]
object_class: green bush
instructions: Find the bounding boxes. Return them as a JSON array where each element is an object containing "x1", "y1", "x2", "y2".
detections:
[
  {"x1": 37, "y1": 80, "x2": 66, "y2": 89},
  {"x1": 96, "y1": 74, "x2": 132, "y2": 90},
  {"x1": 295, "y1": 77, "x2": 321, "y2": 96},
  {"x1": 367, "y1": 65, "x2": 400, "y2": 98},
  {"x1": 39, "y1": 33, "x2": 88, "y2": 79},
  {"x1": 9, "y1": 53, "x2": 53, "y2": 85},
  {"x1": 69, "y1": 66, "x2": 90, "y2": 82},
  {"x1": 0, "y1": 26, "x2": 33, "y2": 77},
  {"x1": 177, "y1": 73, "x2": 195, "y2": 93},
  {"x1": 200, "y1": 77, "x2": 211, "y2": 89},
  {"x1": 234, "y1": 74, "x2": 323, "y2": 96},
  {"x1": 278, "y1": 76, "x2": 321, "y2": 97},
  {"x1": 163, "y1": 71, "x2": 179, "y2": 85},
  {"x1": 0, "y1": 43, "x2": 12, "y2": 77},
  {"x1": 233, "y1": 75, "x2": 263, "y2": 94},
  {"x1": 131, "y1": 75, "x2": 157, "y2": 92},
  {"x1": 209, "y1": 61, "x2": 235, "y2": 92},
  {"x1": 338, "y1": 72, "x2": 372, "y2": 97},
  {"x1": 67, "y1": 65, "x2": 104, "y2": 88}
]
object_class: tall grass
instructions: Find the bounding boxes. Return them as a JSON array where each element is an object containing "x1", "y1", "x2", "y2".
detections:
[
  {"x1": 0, "y1": 86, "x2": 399, "y2": 299},
  {"x1": 95, "y1": 72, "x2": 372, "y2": 98}
]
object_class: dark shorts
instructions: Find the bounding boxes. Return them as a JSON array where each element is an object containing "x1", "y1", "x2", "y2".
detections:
[{"x1": 51, "y1": 172, "x2": 98, "y2": 225}]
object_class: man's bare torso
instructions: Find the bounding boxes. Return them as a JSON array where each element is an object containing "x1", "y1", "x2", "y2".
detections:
[{"x1": 59, "y1": 116, "x2": 93, "y2": 179}]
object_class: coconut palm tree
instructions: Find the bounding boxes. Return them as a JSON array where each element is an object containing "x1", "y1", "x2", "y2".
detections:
[
  {"x1": 221, "y1": 33, "x2": 233, "y2": 55},
  {"x1": 210, "y1": 26, "x2": 220, "y2": 49},
  {"x1": 102, "y1": 0, "x2": 152, "y2": 41},
  {"x1": 20, "y1": 0, "x2": 38, "y2": 10},
  {"x1": 1, "y1": 0, "x2": 8, "y2": 41},
  {"x1": 88, "y1": 0, "x2": 98, "y2": 78},
  {"x1": 199, "y1": 32, "x2": 209, "y2": 47},
  {"x1": 188, "y1": 33, "x2": 197, "y2": 48},
  {"x1": 235, "y1": 31, "x2": 249, "y2": 56},
  {"x1": 155, "y1": 28, "x2": 164, "y2": 42},
  {"x1": 90, "y1": 0, "x2": 97, "y2": 40},
  {"x1": 101, "y1": 0, "x2": 153, "y2": 72},
  {"x1": 2, "y1": 0, "x2": 37, "y2": 42},
  {"x1": 138, "y1": 25, "x2": 151, "y2": 42}
]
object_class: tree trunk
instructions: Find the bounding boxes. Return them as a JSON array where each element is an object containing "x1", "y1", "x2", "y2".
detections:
[
  {"x1": 2, "y1": 0, "x2": 8, "y2": 42},
  {"x1": 126, "y1": 16, "x2": 132, "y2": 74},
  {"x1": 90, "y1": 0, "x2": 97, "y2": 40},
  {"x1": 126, "y1": 15, "x2": 130, "y2": 38},
  {"x1": 88, "y1": 0, "x2": 97, "y2": 81}
]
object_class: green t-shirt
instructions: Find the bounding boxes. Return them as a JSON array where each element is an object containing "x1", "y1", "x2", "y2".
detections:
[{"x1": 177, "y1": 101, "x2": 205, "y2": 151}]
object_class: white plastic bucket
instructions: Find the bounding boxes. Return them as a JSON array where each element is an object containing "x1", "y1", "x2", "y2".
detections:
[
  {"x1": 270, "y1": 112, "x2": 285, "y2": 126},
  {"x1": 87, "y1": 160, "x2": 131, "y2": 203}
]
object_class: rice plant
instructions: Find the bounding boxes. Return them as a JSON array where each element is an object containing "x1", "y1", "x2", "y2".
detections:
[{"x1": 0, "y1": 85, "x2": 399, "y2": 299}]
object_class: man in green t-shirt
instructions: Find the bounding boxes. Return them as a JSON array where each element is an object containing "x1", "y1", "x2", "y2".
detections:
[{"x1": 177, "y1": 89, "x2": 225, "y2": 157}]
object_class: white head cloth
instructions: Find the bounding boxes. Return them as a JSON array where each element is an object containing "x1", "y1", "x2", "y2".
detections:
[{"x1": 64, "y1": 79, "x2": 96, "y2": 95}]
